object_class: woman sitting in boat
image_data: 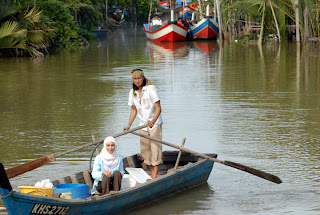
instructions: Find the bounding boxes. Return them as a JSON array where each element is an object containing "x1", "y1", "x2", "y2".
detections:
[{"x1": 91, "y1": 136, "x2": 124, "y2": 195}]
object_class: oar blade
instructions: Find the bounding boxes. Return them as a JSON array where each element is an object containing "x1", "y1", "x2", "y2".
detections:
[
  {"x1": 6, "y1": 154, "x2": 56, "y2": 179},
  {"x1": 224, "y1": 160, "x2": 282, "y2": 184}
]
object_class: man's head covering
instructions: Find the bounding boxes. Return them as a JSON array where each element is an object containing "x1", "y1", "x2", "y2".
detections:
[{"x1": 132, "y1": 68, "x2": 144, "y2": 78}]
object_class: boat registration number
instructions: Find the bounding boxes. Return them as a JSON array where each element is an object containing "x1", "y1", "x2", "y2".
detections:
[{"x1": 30, "y1": 203, "x2": 70, "y2": 215}]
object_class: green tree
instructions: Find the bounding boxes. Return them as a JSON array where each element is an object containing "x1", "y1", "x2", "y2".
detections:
[
  {"x1": 117, "y1": 0, "x2": 151, "y2": 23},
  {"x1": 63, "y1": 0, "x2": 101, "y2": 29},
  {"x1": 37, "y1": 0, "x2": 94, "y2": 48}
]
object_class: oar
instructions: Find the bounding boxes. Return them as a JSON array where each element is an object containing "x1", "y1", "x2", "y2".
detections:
[
  {"x1": 131, "y1": 131, "x2": 282, "y2": 184},
  {"x1": 5, "y1": 125, "x2": 147, "y2": 179}
]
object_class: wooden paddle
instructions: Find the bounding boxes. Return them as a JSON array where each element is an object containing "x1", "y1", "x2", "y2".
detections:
[
  {"x1": 5, "y1": 125, "x2": 147, "y2": 179},
  {"x1": 131, "y1": 131, "x2": 282, "y2": 184}
]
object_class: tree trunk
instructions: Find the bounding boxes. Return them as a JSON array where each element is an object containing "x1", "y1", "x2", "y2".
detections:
[
  {"x1": 215, "y1": 0, "x2": 223, "y2": 39},
  {"x1": 244, "y1": 14, "x2": 250, "y2": 35},
  {"x1": 106, "y1": 0, "x2": 108, "y2": 21},
  {"x1": 268, "y1": 0, "x2": 281, "y2": 41},
  {"x1": 303, "y1": 4, "x2": 309, "y2": 43},
  {"x1": 259, "y1": 2, "x2": 266, "y2": 46},
  {"x1": 295, "y1": 0, "x2": 300, "y2": 42},
  {"x1": 148, "y1": 1, "x2": 152, "y2": 23}
]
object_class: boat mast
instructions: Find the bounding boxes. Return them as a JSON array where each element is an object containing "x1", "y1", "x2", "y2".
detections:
[
  {"x1": 198, "y1": 0, "x2": 203, "y2": 19},
  {"x1": 171, "y1": 9, "x2": 174, "y2": 21}
]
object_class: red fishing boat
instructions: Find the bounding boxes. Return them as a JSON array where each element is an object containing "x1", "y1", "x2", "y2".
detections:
[{"x1": 143, "y1": 22, "x2": 188, "y2": 42}]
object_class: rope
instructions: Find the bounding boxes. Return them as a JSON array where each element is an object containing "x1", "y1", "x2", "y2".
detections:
[{"x1": 0, "y1": 189, "x2": 13, "y2": 199}]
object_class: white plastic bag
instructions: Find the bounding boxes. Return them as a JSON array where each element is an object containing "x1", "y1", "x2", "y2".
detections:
[{"x1": 34, "y1": 179, "x2": 53, "y2": 188}]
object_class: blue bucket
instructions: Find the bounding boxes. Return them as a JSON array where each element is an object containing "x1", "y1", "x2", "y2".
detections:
[{"x1": 53, "y1": 183, "x2": 89, "y2": 199}]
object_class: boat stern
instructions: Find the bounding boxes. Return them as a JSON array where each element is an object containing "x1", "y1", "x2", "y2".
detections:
[{"x1": 0, "y1": 163, "x2": 15, "y2": 215}]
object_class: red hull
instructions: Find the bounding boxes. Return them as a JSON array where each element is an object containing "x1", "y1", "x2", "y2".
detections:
[
  {"x1": 194, "y1": 27, "x2": 218, "y2": 39},
  {"x1": 154, "y1": 31, "x2": 186, "y2": 42},
  {"x1": 143, "y1": 23, "x2": 188, "y2": 42}
]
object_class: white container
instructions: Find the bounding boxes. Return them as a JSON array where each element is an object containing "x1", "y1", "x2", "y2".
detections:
[
  {"x1": 121, "y1": 174, "x2": 137, "y2": 189},
  {"x1": 125, "y1": 168, "x2": 152, "y2": 183}
]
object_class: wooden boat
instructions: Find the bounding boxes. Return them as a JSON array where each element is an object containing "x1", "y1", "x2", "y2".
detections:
[
  {"x1": 0, "y1": 151, "x2": 217, "y2": 215},
  {"x1": 143, "y1": 22, "x2": 188, "y2": 42},
  {"x1": 188, "y1": 15, "x2": 219, "y2": 40},
  {"x1": 92, "y1": 18, "x2": 124, "y2": 38}
]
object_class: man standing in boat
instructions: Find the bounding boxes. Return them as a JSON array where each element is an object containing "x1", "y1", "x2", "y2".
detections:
[{"x1": 123, "y1": 69, "x2": 163, "y2": 179}]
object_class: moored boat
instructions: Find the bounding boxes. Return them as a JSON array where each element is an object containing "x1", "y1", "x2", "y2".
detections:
[
  {"x1": 188, "y1": 4, "x2": 219, "y2": 40},
  {"x1": 143, "y1": 22, "x2": 188, "y2": 42},
  {"x1": 0, "y1": 151, "x2": 217, "y2": 215},
  {"x1": 188, "y1": 15, "x2": 219, "y2": 40}
]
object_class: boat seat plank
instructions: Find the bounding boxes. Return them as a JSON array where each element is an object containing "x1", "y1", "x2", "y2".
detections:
[
  {"x1": 51, "y1": 180, "x2": 59, "y2": 186},
  {"x1": 58, "y1": 178, "x2": 66, "y2": 184},
  {"x1": 75, "y1": 172, "x2": 85, "y2": 184},
  {"x1": 62, "y1": 176, "x2": 72, "y2": 184},
  {"x1": 70, "y1": 175, "x2": 78, "y2": 184},
  {"x1": 83, "y1": 170, "x2": 93, "y2": 189}
]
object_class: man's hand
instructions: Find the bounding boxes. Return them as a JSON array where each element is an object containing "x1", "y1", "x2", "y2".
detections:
[
  {"x1": 123, "y1": 125, "x2": 130, "y2": 132},
  {"x1": 147, "y1": 121, "x2": 154, "y2": 128}
]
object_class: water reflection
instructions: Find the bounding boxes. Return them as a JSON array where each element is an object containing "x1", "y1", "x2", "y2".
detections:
[
  {"x1": 191, "y1": 40, "x2": 218, "y2": 57},
  {"x1": 145, "y1": 41, "x2": 189, "y2": 59}
]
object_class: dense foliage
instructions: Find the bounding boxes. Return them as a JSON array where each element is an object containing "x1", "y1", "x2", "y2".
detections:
[
  {"x1": 213, "y1": 0, "x2": 320, "y2": 44},
  {"x1": 37, "y1": 0, "x2": 93, "y2": 48},
  {"x1": 0, "y1": 0, "x2": 51, "y2": 57}
]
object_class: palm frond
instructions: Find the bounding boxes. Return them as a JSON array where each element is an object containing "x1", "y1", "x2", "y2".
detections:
[
  {"x1": 0, "y1": 0, "x2": 19, "y2": 21},
  {"x1": 0, "y1": 21, "x2": 26, "y2": 39}
]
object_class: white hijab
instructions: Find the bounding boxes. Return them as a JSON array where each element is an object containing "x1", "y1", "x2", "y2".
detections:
[{"x1": 99, "y1": 136, "x2": 119, "y2": 168}]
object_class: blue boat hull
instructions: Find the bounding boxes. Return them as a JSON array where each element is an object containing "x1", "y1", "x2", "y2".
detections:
[
  {"x1": 188, "y1": 16, "x2": 219, "y2": 40},
  {"x1": 0, "y1": 152, "x2": 216, "y2": 214}
]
